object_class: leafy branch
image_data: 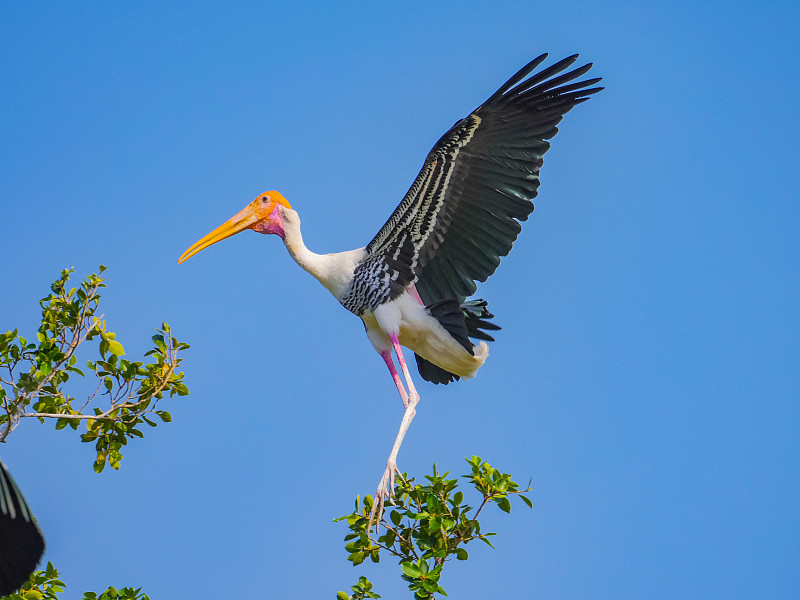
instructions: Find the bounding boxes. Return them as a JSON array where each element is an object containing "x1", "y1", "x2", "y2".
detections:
[
  {"x1": 0, "y1": 267, "x2": 189, "y2": 472},
  {"x1": 3, "y1": 561, "x2": 149, "y2": 600},
  {"x1": 335, "y1": 456, "x2": 532, "y2": 599}
]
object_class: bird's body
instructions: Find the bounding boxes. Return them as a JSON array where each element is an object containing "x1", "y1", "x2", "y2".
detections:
[
  {"x1": 179, "y1": 53, "x2": 602, "y2": 524},
  {"x1": 228, "y1": 199, "x2": 493, "y2": 381},
  {"x1": 363, "y1": 291, "x2": 490, "y2": 380},
  {"x1": 233, "y1": 199, "x2": 495, "y2": 521}
]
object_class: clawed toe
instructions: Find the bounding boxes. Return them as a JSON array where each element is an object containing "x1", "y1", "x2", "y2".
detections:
[{"x1": 369, "y1": 462, "x2": 400, "y2": 530}]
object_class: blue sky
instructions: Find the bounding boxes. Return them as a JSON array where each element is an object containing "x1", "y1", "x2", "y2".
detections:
[{"x1": 2, "y1": 2, "x2": 798, "y2": 598}]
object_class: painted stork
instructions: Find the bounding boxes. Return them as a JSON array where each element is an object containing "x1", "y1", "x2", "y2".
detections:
[{"x1": 179, "y1": 53, "x2": 602, "y2": 523}]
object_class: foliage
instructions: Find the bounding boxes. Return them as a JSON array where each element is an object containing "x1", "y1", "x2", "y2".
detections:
[
  {"x1": 3, "y1": 268, "x2": 533, "y2": 600},
  {"x1": 0, "y1": 267, "x2": 189, "y2": 472},
  {"x1": 0, "y1": 266, "x2": 189, "y2": 598},
  {"x1": 4, "y1": 562, "x2": 65, "y2": 600},
  {"x1": 1, "y1": 563, "x2": 148, "y2": 600},
  {"x1": 335, "y1": 456, "x2": 532, "y2": 599},
  {"x1": 81, "y1": 586, "x2": 149, "y2": 600},
  {"x1": 335, "y1": 577, "x2": 381, "y2": 600}
]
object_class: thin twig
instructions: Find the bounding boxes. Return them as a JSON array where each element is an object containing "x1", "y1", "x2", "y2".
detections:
[
  {"x1": 472, "y1": 497, "x2": 490, "y2": 521},
  {"x1": 77, "y1": 379, "x2": 103, "y2": 413}
]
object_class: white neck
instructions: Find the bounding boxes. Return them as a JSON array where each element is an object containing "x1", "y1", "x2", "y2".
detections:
[
  {"x1": 280, "y1": 207, "x2": 366, "y2": 301},
  {"x1": 281, "y1": 208, "x2": 322, "y2": 275}
]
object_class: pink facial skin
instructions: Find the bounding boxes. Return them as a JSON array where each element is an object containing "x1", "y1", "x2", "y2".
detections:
[{"x1": 251, "y1": 205, "x2": 285, "y2": 239}]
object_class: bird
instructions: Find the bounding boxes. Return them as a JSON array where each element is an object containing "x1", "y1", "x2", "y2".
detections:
[
  {"x1": 179, "y1": 53, "x2": 602, "y2": 524},
  {"x1": 0, "y1": 459, "x2": 45, "y2": 594}
]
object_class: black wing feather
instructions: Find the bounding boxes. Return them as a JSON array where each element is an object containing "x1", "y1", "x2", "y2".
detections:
[
  {"x1": 0, "y1": 460, "x2": 45, "y2": 595},
  {"x1": 343, "y1": 54, "x2": 602, "y2": 314},
  {"x1": 482, "y1": 53, "x2": 551, "y2": 104}
]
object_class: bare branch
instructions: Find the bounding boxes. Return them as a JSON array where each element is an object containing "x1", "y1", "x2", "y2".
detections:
[{"x1": 20, "y1": 412, "x2": 112, "y2": 421}]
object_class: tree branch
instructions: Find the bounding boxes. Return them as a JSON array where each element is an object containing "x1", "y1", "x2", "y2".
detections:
[{"x1": 19, "y1": 362, "x2": 177, "y2": 423}]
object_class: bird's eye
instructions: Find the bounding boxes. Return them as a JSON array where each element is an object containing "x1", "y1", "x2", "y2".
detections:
[{"x1": 261, "y1": 196, "x2": 270, "y2": 203}]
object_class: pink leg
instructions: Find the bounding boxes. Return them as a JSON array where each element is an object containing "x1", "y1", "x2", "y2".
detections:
[
  {"x1": 381, "y1": 350, "x2": 409, "y2": 409},
  {"x1": 390, "y1": 333, "x2": 419, "y2": 406},
  {"x1": 370, "y1": 333, "x2": 422, "y2": 529},
  {"x1": 407, "y1": 283, "x2": 424, "y2": 306}
]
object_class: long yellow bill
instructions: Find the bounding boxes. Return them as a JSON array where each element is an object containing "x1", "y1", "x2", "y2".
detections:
[{"x1": 178, "y1": 204, "x2": 260, "y2": 264}]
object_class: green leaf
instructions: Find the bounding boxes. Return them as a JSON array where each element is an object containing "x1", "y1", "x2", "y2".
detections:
[
  {"x1": 337, "y1": 593, "x2": 350, "y2": 600},
  {"x1": 151, "y1": 334, "x2": 167, "y2": 352},
  {"x1": 400, "y1": 561, "x2": 421, "y2": 578},
  {"x1": 519, "y1": 494, "x2": 533, "y2": 509},
  {"x1": 497, "y1": 497, "x2": 512, "y2": 513},
  {"x1": 157, "y1": 411, "x2": 172, "y2": 423},
  {"x1": 383, "y1": 528, "x2": 396, "y2": 546},
  {"x1": 107, "y1": 340, "x2": 125, "y2": 356},
  {"x1": 455, "y1": 548, "x2": 469, "y2": 560},
  {"x1": 94, "y1": 454, "x2": 107, "y2": 473}
]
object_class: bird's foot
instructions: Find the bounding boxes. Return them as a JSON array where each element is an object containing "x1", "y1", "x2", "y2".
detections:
[{"x1": 369, "y1": 460, "x2": 402, "y2": 531}]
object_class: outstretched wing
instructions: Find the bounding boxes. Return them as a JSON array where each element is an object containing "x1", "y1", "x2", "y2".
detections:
[
  {"x1": 343, "y1": 54, "x2": 601, "y2": 314},
  {"x1": 0, "y1": 460, "x2": 45, "y2": 595}
]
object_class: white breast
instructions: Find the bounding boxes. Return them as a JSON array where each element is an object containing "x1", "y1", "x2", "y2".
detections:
[{"x1": 364, "y1": 292, "x2": 488, "y2": 378}]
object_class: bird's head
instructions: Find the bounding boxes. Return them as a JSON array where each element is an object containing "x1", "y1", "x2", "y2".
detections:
[{"x1": 178, "y1": 191, "x2": 293, "y2": 263}]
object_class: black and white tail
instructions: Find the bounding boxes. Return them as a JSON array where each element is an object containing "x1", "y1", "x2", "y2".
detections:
[{"x1": 415, "y1": 299, "x2": 500, "y2": 384}]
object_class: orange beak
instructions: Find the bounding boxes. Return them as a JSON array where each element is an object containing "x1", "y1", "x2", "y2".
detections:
[{"x1": 178, "y1": 192, "x2": 292, "y2": 264}]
